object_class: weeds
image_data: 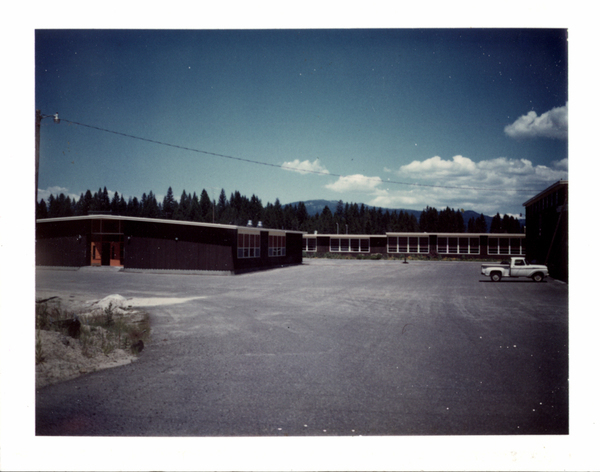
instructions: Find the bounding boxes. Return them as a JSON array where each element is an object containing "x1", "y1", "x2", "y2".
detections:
[
  {"x1": 36, "y1": 299, "x2": 151, "y2": 357},
  {"x1": 104, "y1": 302, "x2": 115, "y2": 326},
  {"x1": 36, "y1": 330, "x2": 45, "y2": 365}
]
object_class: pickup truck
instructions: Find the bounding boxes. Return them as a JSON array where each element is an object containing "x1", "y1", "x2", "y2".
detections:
[{"x1": 481, "y1": 257, "x2": 549, "y2": 282}]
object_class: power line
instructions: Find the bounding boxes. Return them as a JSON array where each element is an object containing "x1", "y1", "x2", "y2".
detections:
[{"x1": 59, "y1": 117, "x2": 548, "y2": 194}]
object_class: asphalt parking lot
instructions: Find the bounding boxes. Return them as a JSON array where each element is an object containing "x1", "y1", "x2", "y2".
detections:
[{"x1": 35, "y1": 259, "x2": 568, "y2": 436}]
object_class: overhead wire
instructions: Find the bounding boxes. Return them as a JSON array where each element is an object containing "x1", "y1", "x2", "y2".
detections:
[{"x1": 58, "y1": 117, "x2": 549, "y2": 194}]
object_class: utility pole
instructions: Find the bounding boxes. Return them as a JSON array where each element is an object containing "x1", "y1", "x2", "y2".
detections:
[
  {"x1": 35, "y1": 110, "x2": 60, "y2": 206},
  {"x1": 35, "y1": 110, "x2": 41, "y2": 206}
]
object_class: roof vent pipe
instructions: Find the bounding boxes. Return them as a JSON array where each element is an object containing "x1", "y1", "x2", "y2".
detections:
[
  {"x1": 257, "y1": 221, "x2": 263, "y2": 227},
  {"x1": 247, "y1": 220, "x2": 253, "y2": 227}
]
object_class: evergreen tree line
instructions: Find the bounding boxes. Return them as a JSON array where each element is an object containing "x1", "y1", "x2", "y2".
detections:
[{"x1": 36, "y1": 186, "x2": 523, "y2": 234}]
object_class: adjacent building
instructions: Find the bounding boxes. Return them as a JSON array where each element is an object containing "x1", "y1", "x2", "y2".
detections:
[
  {"x1": 302, "y1": 232, "x2": 526, "y2": 258},
  {"x1": 523, "y1": 180, "x2": 568, "y2": 282}
]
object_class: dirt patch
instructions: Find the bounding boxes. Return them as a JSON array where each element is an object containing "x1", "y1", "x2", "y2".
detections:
[{"x1": 36, "y1": 295, "x2": 151, "y2": 388}]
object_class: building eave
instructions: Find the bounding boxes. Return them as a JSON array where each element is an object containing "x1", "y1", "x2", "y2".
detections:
[
  {"x1": 36, "y1": 215, "x2": 306, "y2": 234},
  {"x1": 523, "y1": 180, "x2": 568, "y2": 208}
]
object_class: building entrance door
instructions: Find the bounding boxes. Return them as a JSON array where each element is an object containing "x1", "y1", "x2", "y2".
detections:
[{"x1": 101, "y1": 242, "x2": 111, "y2": 266}]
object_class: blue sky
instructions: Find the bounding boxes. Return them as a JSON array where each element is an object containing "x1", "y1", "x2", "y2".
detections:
[{"x1": 36, "y1": 28, "x2": 567, "y2": 216}]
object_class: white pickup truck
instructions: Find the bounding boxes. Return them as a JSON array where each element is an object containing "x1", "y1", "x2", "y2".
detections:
[{"x1": 481, "y1": 257, "x2": 549, "y2": 282}]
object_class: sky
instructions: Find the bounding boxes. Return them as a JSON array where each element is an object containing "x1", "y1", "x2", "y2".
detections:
[
  {"x1": 35, "y1": 28, "x2": 568, "y2": 216},
  {"x1": 5, "y1": 9, "x2": 599, "y2": 471}
]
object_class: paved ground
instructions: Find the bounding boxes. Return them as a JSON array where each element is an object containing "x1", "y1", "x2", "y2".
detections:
[{"x1": 35, "y1": 259, "x2": 568, "y2": 436}]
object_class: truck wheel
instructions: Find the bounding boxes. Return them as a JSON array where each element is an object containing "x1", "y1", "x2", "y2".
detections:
[
  {"x1": 532, "y1": 273, "x2": 544, "y2": 282},
  {"x1": 491, "y1": 272, "x2": 502, "y2": 282}
]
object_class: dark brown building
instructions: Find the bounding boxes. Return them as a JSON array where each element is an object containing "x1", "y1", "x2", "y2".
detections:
[
  {"x1": 523, "y1": 180, "x2": 568, "y2": 282},
  {"x1": 36, "y1": 215, "x2": 304, "y2": 274}
]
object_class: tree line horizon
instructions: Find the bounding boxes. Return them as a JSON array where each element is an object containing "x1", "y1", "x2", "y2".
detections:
[{"x1": 36, "y1": 186, "x2": 524, "y2": 234}]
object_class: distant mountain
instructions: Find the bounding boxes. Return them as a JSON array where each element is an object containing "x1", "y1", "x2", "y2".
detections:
[{"x1": 286, "y1": 200, "x2": 525, "y2": 231}]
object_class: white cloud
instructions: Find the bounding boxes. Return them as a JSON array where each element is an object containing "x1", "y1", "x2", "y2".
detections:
[
  {"x1": 37, "y1": 186, "x2": 124, "y2": 203},
  {"x1": 281, "y1": 158, "x2": 329, "y2": 175},
  {"x1": 325, "y1": 174, "x2": 383, "y2": 192},
  {"x1": 504, "y1": 103, "x2": 568, "y2": 140},
  {"x1": 37, "y1": 186, "x2": 80, "y2": 202},
  {"x1": 354, "y1": 155, "x2": 568, "y2": 214},
  {"x1": 553, "y1": 158, "x2": 568, "y2": 171},
  {"x1": 401, "y1": 155, "x2": 477, "y2": 178},
  {"x1": 398, "y1": 155, "x2": 567, "y2": 189}
]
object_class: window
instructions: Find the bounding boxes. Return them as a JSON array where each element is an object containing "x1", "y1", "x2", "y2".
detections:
[
  {"x1": 331, "y1": 237, "x2": 370, "y2": 252},
  {"x1": 340, "y1": 238, "x2": 350, "y2": 252},
  {"x1": 399, "y1": 237, "x2": 408, "y2": 252},
  {"x1": 420, "y1": 237, "x2": 429, "y2": 253},
  {"x1": 238, "y1": 231, "x2": 260, "y2": 258},
  {"x1": 330, "y1": 238, "x2": 340, "y2": 252},
  {"x1": 92, "y1": 219, "x2": 122, "y2": 234},
  {"x1": 304, "y1": 238, "x2": 317, "y2": 252},
  {"x1": 388, "y1": 235, "x2": 428, "y2": 253},
  {"x1": 438, "y1": 236, "x2": 480, "y2": 255},
  {"x1": 269, "y1": 234, "x2": 286, "y2": 257},
  {"x1": 409, "y1": 237, "x2": 419, "y2": 253},
  {"x1": 387, "y1": 236, "x2": 399, "y2": 253},
  {"x1": 488, "y1": 237, "x2": 524, "y2": 256},
  {"x1": 510, "y1": 238, "x2": 525, "y2": 256}
]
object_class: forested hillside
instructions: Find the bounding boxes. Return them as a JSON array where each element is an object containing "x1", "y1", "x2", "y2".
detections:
[{"x1": 36, "y1": 186, "x2": 523, "y2": 234}]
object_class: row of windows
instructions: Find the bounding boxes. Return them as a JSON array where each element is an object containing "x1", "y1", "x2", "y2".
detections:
[
  {"x1": 237, "y1": 233, "x2": 286, "y2": 259},
  {"x1": 437, "y1": 237, "x2": 480, "y2": 254},
  {"x1": 268, "y1": 235, "x2": 286, "y2": 257},
  {"x1": 303, "y1": 236, "x2": 525, "y2": 255},
  {"x1": 388, "y1": 236, "x2": 429, "y2": 253},
  {"x1": 237, "y1": 233, "x2": 261, "y2": 259},
  {"x1": 91, "y1": 219, "x2": 123, "y2": 235},
  {"x1": 487, "y1": 237, "x2": 526, "y2": 255},
  {"x1": 330, "y1": 238, "x2": 370, "y2": 252}
]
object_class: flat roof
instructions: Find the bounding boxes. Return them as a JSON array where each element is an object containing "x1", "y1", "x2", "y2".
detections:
[{"x1": 36, "y1": 215, "x2": 306, "y2": 234}]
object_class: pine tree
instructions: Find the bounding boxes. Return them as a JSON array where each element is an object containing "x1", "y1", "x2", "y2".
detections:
[
  {"x1": 110, "y1": 191, "x2": 121, "y2": 215},
  {"x1": 249, "y1": 194, "x2": 263, "y2": 225},
  {"x1": 101, "y1": 187, "x2": 110, "y2": 212},
  {"x1": 476, "y1": 214, "x2": 487, "y2": 233},
  {"x1": 199, "y1": 189, "x2": 213, "y2": 222},
  {"x1": 37, "y1": 199, "x2": 48, "y2": 219},
  {"x1": 175, "y1": 190, "x2": 190, "y2": 220},
  {"x1": 80, "y1": 190, "x2": 94, "y2": 215},
  {"x1": 455, "y1": 210, "x2": 465, "y2": 233},
  {"x1": 296, "y1": 202, "x2": 309, "y2": 231},
  {"x1": 189, "y1": 192, "x2": 202, "y2": 222},
  {"x1": 490, "y1": 213, "x2": 502, "y2": 233},
  {"x1": 162, "y1": 187, "x2": 177, "y2": 219},
  {"x1": 127, "y1": 196, "x2": 141, "y2": 217},
  {"x1": 141, "y1": 191, "x2": 159, "y2": 218},
  {"x1": 318, "y1": 206, "x2": 335, "y2": 234},
  {"x1": 420, "y1": 206, "x2": 439, "y2": 232},
  {"x1": 216, "y1": 189, "x2": 228, "y2": 222}
]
